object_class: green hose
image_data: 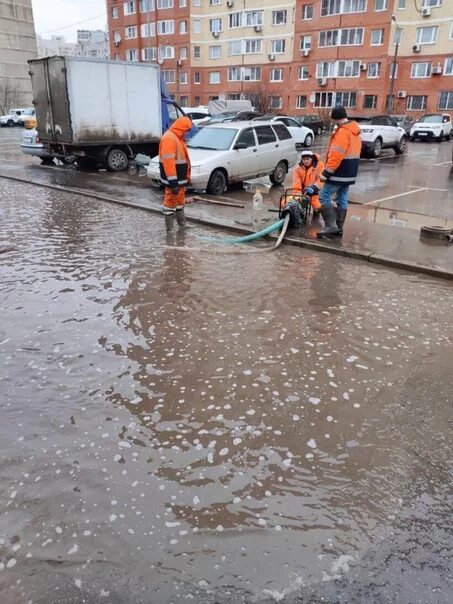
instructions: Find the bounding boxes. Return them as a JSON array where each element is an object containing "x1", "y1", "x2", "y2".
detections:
[{"x1": 197, "y1": 218, "x2": 285, "y2": 245}]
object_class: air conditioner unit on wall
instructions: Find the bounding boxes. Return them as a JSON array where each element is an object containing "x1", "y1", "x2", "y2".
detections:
[
  {"x1": 397, "y1": 90, "x2": 407, "y2": 98},
  {"x1": 268, "y1": 53, "x2": 275, "y2": 61},
  {"x1": 360, "y1": 63, "x2": 367, "y2": 71},
  {"x1": 422, "y1": 7, "x2": 431, "y2": 17},
  {"x1": 226, "y1": 0, "x2": 234, "y2": 7},
  {"x1": 317, "y1": 77, "x2": 327, "y2": 86},
  {"x1": 432, "y1": 65, "x2": 442, "y2": 74},
  {"x1": 302, "y1": 49, "x2": 310, "y2": 57},
  {"x1": 212, "y1": 31, "x2": 219, "y2": 38},
  {"x1": 254, "y1": 25, "x2": 262, "y2": 33},
  {"x1": 412, "y1": 44, "x2": 421, "y2": 53}
]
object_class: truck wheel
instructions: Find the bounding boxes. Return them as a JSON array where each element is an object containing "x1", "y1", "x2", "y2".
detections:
[
  {"x1": 394, "y1": 136, "x2": 407, "y2": 155},
  {"x1": 106, "y1": 148, "x2": 129, "y2": 172},
  {"x1": 269, "y1": 161, "x2": 287, "y2": 185},
  {"x1": 7, "y1": 119, "x2": 14, "y2": 127},
  {"x1": 207, "y1": 169, "x2": 227, "y2": 195}
]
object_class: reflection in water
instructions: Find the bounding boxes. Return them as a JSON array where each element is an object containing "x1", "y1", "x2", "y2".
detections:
[{"x1": 0, "y1": 178, "x2": 452, "y2": 604}]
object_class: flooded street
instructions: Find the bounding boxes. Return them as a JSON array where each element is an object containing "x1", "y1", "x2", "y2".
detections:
[{"x1": 0, "y1": 178, "x2": 452, "y2": 603}]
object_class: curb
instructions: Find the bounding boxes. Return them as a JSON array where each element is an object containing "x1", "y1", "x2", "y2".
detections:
[{"x1": 1, "y1": 172, "x2": 452, "y2": 281}]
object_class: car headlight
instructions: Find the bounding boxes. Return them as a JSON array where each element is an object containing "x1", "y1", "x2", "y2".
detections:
[{"x1": 361, "y1": 129, "x2": 373, "y2": 133}]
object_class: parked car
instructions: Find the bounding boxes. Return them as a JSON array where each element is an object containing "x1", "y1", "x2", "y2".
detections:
[
  {"x1": 253, "y1": 115, "x2": 314, "y2": 147},
  {"x1": 20, "y1": 127, "x2": 55, "y2": 163},
  {"x1": 292, "y1": 114, "x2": 325, "y2": 136},
  {"x1": 146, "y1": 121, "x2": 298, "y2": 195},
  {"x1": 409, "y1": 114, "x2": 452, "y2": 142},
  {"x1": 0, "y1": 107, "x2": 35, "y2": 127},
  {"x1": 200, "y1": 110, "x2": 262, "y2": 127},
  {"x1": 182, "y1": 107, "x2": 211, "y2": 126},
  {"x1": 359, "y1": 115, "x2": 408, "y2": 158},
  {"x1": 390, "y1": 114, "x2": 415, "y2": 135}
]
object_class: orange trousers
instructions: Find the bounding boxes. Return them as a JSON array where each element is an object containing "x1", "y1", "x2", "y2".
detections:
[{"x1": 163, "y1": 187, "x2": 185, "y2": 212}]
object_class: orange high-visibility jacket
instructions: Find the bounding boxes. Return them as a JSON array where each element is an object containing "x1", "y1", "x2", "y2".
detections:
[
  {"x1": 292, "y1": 153, "x2": 325, "y2": 204},
  {"x1": 322, "y1": 121, "x2": 361, "y2": 185},
  {"x1": 159, "y1": 116, "x2": 192, "y2": 187}
]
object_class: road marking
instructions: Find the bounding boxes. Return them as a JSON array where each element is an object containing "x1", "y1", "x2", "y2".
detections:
[
  {"x1": 407, "y1": 185, "x2": 447, "y2": 192},
  {"x1": 431, "y1": 161, "x2": 452, "y2": 166},
  {"x1": 363, "y1": 188, "x2": 426, "y2": 206}
]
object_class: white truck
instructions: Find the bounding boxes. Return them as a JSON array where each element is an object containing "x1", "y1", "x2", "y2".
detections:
[
  {"x1": 28, "y1": 56, "x2": 186, "y2": 170},
  {"x1": 0, "y1": 107, "x2": 35, "y2": 127}
]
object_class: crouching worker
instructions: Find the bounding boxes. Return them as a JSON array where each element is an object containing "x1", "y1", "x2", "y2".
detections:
[
  {"x1": 292, "y1": 150, "x2": 324, "y2": 214},
  {"x1": 159, "y1": 116, "x2": 193, "y2": 232}
]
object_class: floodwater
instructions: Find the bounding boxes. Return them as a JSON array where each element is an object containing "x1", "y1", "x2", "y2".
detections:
[{"x1": 0, "y1": 179, "x2": 452, "y2": 604}]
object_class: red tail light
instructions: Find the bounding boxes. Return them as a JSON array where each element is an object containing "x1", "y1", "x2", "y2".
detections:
[{"x1": 36, "y1": 135, "x2": 40, "y2": 143}]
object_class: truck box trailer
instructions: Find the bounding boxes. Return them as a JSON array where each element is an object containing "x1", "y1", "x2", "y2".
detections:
[{"x1": 28, "y1": 56, "x2": 185, "y2": 171}]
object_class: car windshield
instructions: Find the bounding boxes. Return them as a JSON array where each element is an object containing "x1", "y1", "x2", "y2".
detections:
[
  {"x1": 187, "y1": 127, "x2": 238, "y2": 150},
  {"x1": 419, "y1": 115, "x2": 442, "y2": 124}
]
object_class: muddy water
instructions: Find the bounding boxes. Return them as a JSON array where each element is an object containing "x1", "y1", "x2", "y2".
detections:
[{"x1": 0, "y1": 179, "x2": 452, "y2": 604}]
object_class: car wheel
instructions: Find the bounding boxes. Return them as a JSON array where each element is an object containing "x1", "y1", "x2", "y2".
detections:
[
  {"x1": 371, "y1": 138, "x2": 382, "y2": 158},
  {"x1": 436, "y1": 134, "x2": 443, "y2": 143},
  {"x1": 269, "y1": 161, "x2": 287, "y2": 185},
  {"x1": 207, "y1": 169, "x2": 227, "y2": 196},
  {"x1": 316, "y1": 127, "x2": 322, "y2": 135},
  {"x1": 394, "y1": 136, "x2": 407, "y2": 155},
  {"x1": 445, "y1": 132, "x2": 451, "y2": 141},
  {"x1": 409, "y1": 136, "x2": 415, "y2": 142},
  {"x1": 7, "y1": 119, "x2": 14, "y2": 127},
  {"x1": 304, "y1": 134, "x2": 313, "y2": 147},
  {"x1": 106, "y1": 148, "x2": 129, "y2": 171}
]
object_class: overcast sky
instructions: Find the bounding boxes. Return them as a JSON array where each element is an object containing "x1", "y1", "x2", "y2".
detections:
[{"x1": 31, "y1": 0, "x2": 107, "y2": 42}]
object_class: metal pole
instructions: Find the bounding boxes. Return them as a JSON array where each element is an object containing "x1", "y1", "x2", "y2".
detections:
[{"x1": 388, "y1": 18, "x2": 401, "y2": 114}]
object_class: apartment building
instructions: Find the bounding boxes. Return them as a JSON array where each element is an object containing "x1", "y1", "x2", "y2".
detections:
[{"x1": 106, "y1": 0, "x2": 453, "y2": 115}]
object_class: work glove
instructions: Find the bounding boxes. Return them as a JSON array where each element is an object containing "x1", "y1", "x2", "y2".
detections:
[
  {"x1": 170, "y1": 184, "x2": 180, "y2": 195},
  {"x1": 304, "y1": 185, "x2": 319, "y2": 196}
]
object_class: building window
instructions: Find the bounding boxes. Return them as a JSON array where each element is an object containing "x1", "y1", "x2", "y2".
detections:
[
  {"x1": 162, "y1": 69, "x2": 175, "y2": 83},
  {"x1": 179, "y1": 47, "x2": 187, "y2": 60},
  {"x1": 367, "y1": 62, "x2": 381, "y2": 78},
  {"x1": 159, "y1": 45, "x2": 174, "y2": 59},
  {"x1": 245, "y1": 11, "x2": 263, "y2": 26},
  {"x1": 335, "y1": 92, "x2": 357, "y2": 107},
  {"x1": 180, "y1": 95, "x2": 188, "y2": 106},
  {"x1": 194, "y1": 71, "x2": 201, "y2": 84},
  {"x1": 371, "y1": 29, "x2": 384, "y2": 46},
  {"x1": 243, "y1": 67, "x2": 261, "y2": 81},
  {"x1": 270, "y1": 96, "x2": 282, "y2": 109},
  {"x1": 389, "y1": 62, "x2": 398, "y2": 79},
  {"x1": 298, "y1": 65, "x2": 309, "y2": 80},
  {"x1": 444, "y1": 58, "x2": 453, "y2": 75},
  {"x1": 210, "y1": 18, "x2": 222, "y2": 33},
  {"x1": 157, "y1": 0, "x2": 173, "y2": 8},
  {"x1": 194, "y1": 96, "x2": 201, "y2": 105},
  {"x1": 139, "y1": 0, "x2": 154, "y2": 10},
  {"x1": 411, "y1": 62, "x2": 432, "y2": 78},
  {"x1": 422, "y1": 0, "x2": 442, "y2": 7},
  {"x1": 141, "y1": 22, "x2": 155, "y2": 37},
  {"x1": 193, "y1": 45, "x2": 200, "y2": 59},
  {"x1": 416, "y1": 27, "x2": 438, "y2": 45},
  {"x1": 337, "y1": 60, "x2": 360, "y2": 77},
  {"x1": 438, "y1": 91, "x2": 453, "y2": 110},
  {"x1": 319, "y1": 28, "x2": 364, "y2": 47},
  {"x1": 363, "y1": 95, "x2": 378, "y2": 109},
  {"x1": 179, "y1": 0, "x2": 187, "y2": 6},
  {"x1": 112, "y1": 7, "x2": 119, "y2": 18},
  {"x1": 302, "y1": 4, "x2": 313, "y2": 19},
  {"x1": 271, "y1": 40, "x2": 286, "y2": 54},
  {"x1": 210, "y1": 0, "x2": 221, "y2": 4},
  {"x1": 179, "y1": 72, "x2": 188, "y2": 85},
  {"x1": 179, "y1": 21, "x2": 188, "y2": 34},
  {"x1": 406, "y1": 95, "x2": 427, "y2": 111},
  {"x1": 374, "y1": 0, "x2": 387, "y2": 10},
  {"x1": 125, "y1": 26, "x2": 137, "y2": 39},
  {"x1": 228, "y1": 40, "x2": 242, "y2": 55},
  {"x1": 126, "y1": 48, "x2": 138, "y2": 61},
  {"x1": 209, "y1": 72, "x2": 221, "y2": 84},
  {"x1": 244, "y1": 39, "x2": 262, "y2": 54},
  {"x1": 228, "y1": 67, "x2": 242, "y2": 81},
  {"x1": 316, "y1": 61, "x2": 336, "y2": 78},
  {"x1": 229, "y1": 12, "x2": 242, "y2": 28},
  {"x1": 321, "y1": 0, "x2": 366, "y2": 16},
  {"x1": 227, "y1": 93, "x2": 241, "y2": 100},
  {"x1": 272, "y1": 10, "x2": 287, "y2": 25},
  {"x1": 193, "y1": 20, "x2": 201, "y2": 34},
  {"x1": 397, "y1": 0, "x2": 406, "y2": 7},
  {"x1": 300, "y1": 35, "x2": 312, "y2": 51},
  {"x1": 296, "y1": 95, "x2": 307, "y2": 109},
  {"x1": 209, "y1": 45, "x2": 221, "y2": 59},
  {"x1": 270, "y1": 68, "x2": 283, "y2": 81},
  {"x1": 314, "y1": 92, "x2": 334, "y2": 108},
  {"x1": 124, "y1": 1, "x2": 136, "y2": 16},
  {"x1": 142, "y1": 47, "x2": 156, "y2": 60},
  {"x1": 157, "y1": 20, "x2": 174, "y2": 35}
]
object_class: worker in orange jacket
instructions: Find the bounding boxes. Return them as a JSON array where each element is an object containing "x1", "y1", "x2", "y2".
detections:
[
  {"x1": 159, "y1": 116, "x2": 193, "y2": 232},
  {"x1": 291, "y1": 150, "x2": 324, "y2": 213},
  {"x1": 317, "y1": 106, "x2": 361, "y2": 238}
]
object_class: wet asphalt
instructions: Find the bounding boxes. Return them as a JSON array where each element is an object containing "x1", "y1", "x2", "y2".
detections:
[{"x1": 0, "y1": 171, "x2": 452, "y2": 603}]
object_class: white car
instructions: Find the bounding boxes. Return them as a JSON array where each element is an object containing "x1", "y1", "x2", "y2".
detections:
[
  {"x1": 147, "y1": 121, "x2": 298, "y2": 195},
  {"x1": 182, "y1": 107, "x2": 211, "y2": 126},
  {"x1": 20, "y1": 128, "x2": 55, "y2": 162},
  {"x1": 253, "y1": 115, "x2": 314, "y2": 147},
  {"x1": 409, "y1": 114, "x2": 452, "y2": 142},
  {"x1": 359, "y1": 115, "x2": 408, "y2": 158},
  {"x1": 0, "y1": 107, "x2": 35, "y2": 127}
]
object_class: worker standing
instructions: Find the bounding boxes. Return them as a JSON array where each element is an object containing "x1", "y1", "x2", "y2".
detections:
[
  {"x1": 291, "y1": 150, "x2": 324, "y2": 215},
  {"x1": 317, "y1": 106, "x2": 361, "y2": 238},
  {"x1": 159, "y1": 116, "x2": 193, "y2": 232}
]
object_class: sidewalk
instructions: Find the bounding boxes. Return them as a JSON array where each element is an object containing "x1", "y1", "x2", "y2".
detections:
[{"x1": 1, "y1": 168, "x2": 453, "y2": 280}]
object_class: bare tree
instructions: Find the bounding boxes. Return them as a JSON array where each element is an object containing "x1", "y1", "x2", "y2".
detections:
[
  {"x1": 243, "y1": 85, "x2": 274, "y2": 114},
  {"x1": 0, "y1": 78, "x2": 21, "y2": 115}
]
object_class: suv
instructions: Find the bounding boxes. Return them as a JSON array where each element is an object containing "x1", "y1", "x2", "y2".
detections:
[
  {"x1": 409, "y1": 114, "x2": 452, "y2": 142},
  {"x1": 359, "y1": 115, "x2": 408, "y2": 158},
  {"x1": 293, "y1": 114, "x2": 324, "y2": 136},
  {"x1": 0, "y1": 107, "x2": 35, "y2": 127},
  {"x1": 146, "y1": 121, "x2": 298, "y2": 195}
]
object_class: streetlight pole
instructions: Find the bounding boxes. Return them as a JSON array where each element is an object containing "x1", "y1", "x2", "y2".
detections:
[{"x1": 387, "y1": 15, "x2": 402, "y2": 114}]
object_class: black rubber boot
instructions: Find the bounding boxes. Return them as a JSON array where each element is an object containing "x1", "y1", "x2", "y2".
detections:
[
  {"x1": 175, "y1": 208, "x2": 185, "y2": 227},
  {"x1": 164, "y1": 213, "x2": 175, "y2": 232},
  {"x1": 336, "y1": 208, "x2": 348, "y2": 236},
  {"x1": 316, "y1": 205, "x2": 340, "y2": 238}
]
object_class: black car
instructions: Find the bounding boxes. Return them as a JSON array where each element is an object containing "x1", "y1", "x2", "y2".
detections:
[{"x1": 292, "y1": 114, "x2": 324, "y2": 135}]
